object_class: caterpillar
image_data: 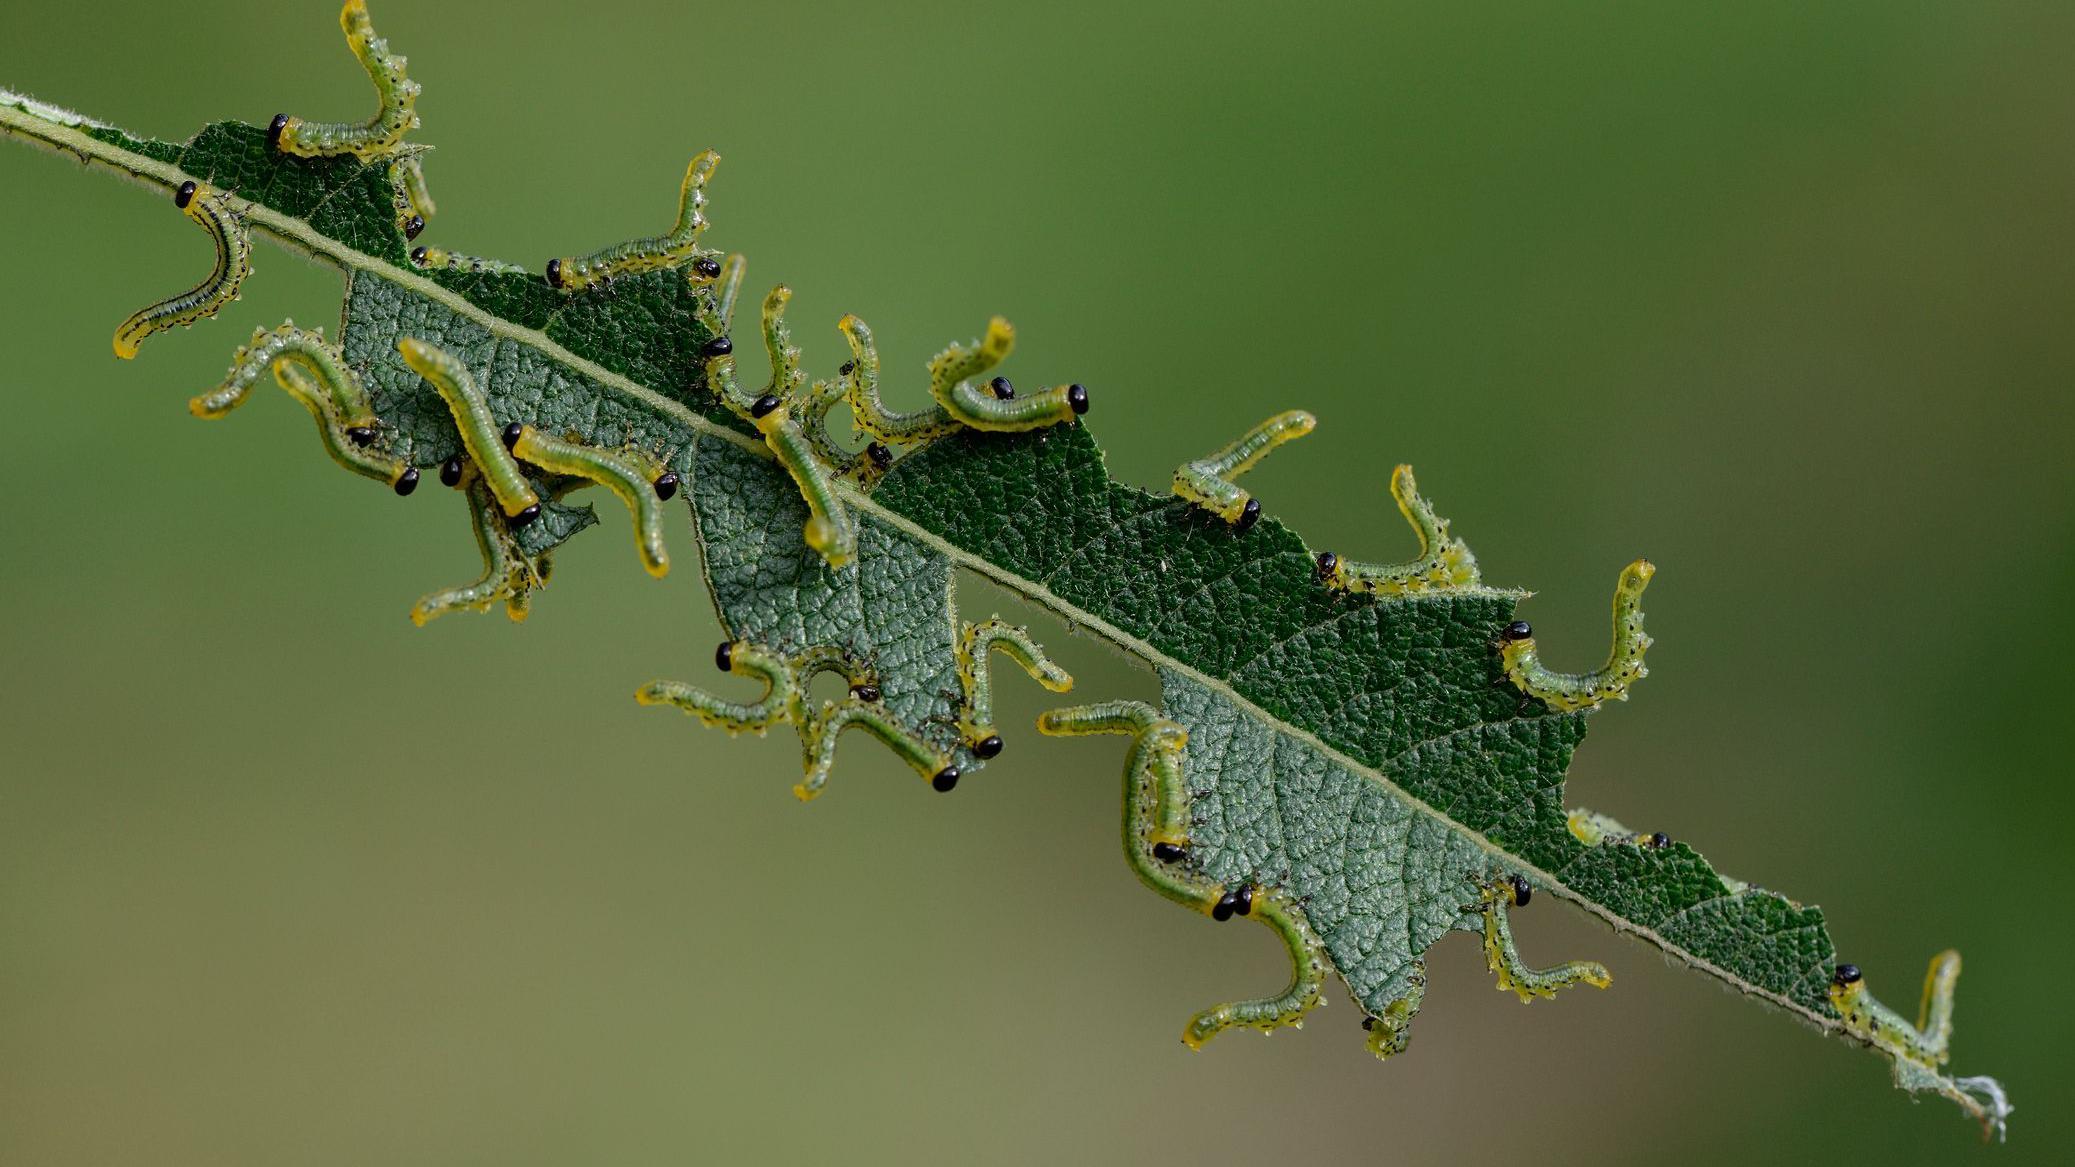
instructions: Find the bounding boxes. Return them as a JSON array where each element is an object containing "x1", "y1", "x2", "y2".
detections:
[
  {"x1": 1500, "y1": 558, "x2": 1654, "y2": 712},
  {"x1": 1829, "y1": 955, "x2": 1960, "y2": 1070},
  {"x1": 411, "y1": 246, "x2": 526, "y2": 276},
  {"x1": 797, "y1": 697, "x2": 958, "y2": 801},
  {"x1": 1314, "y1": 464, "x2": 1480, "y2": 595},
  {"x1": 547, "y1": 151, "x2": 721, "y2": 292},
  {"x1": 272, "y1": 361, "x2": 415, "y2": 494},
  {"x1": 1471, "y1": 875, "x2": 1612, "y2": 1001},
  {"x1": 711, "y1": 253, "x2": 747, "y2": 329},
  {"x1": 637, "y1": 641, "x2": 798, "y2": 735},
  {"x1": 388, "y1": 148, "x2": 435, "y2": 239},
  {"x1": 112, "y1": 181, "x2": 250, "y2": 360},
  {"x1": 510, "y1": 426, "x2": 672, "y2": 579},
  {"x1": 1565, "y1": 809, "x2": 1672, "y2": 850},
  {"x1": 411, "y1": 475, "x2": 549, "y2": 626},
  {"x1": 1037, "y1": 700, "x2": 1328, "y2": 1048},
  {"x1": 396, "y1": 338, "x2": 540, "y2": 523},
  {"x1": 1171, "y1": 409, "x2": 1316, "y2": 531},
  {"x1": 270, "y1": 1, "x2": 420, "y2": 161},
  {"x1": 192, "y1": 322, "x2": 374, "y2": 430},
  {"x1": 704, "y1": 288, "x2": 859, "y2": 567},
  {"x1": 955, "y1": 619, "x2": 1075, "y2": 759},
  {"x1": 847, "y1": 315, "x2": 1089, "y2": 444}
]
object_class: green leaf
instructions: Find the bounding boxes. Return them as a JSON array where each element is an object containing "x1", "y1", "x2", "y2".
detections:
[{"x1": 0, "y1": 4, "x2": 2009, "y2": 1137}]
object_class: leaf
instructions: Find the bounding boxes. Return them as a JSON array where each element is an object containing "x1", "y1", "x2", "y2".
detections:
[{"x1": 0, "y1": 2, "x2": 2009, "y2": 1137}]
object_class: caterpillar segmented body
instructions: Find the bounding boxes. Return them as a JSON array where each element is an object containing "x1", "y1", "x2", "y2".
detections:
[
  {"x1": 271, "y1": 1, "x2": 420, "y2": 161},
  {"x1": 547, "y1": 152, "x2": 721, "y2": 292},
  {"x1": 412, "y1": 476, "x2": 548, "y2": 626},
  {"x1": 798, "y1": 698, "x2": 958, "y2": 801},
  {"x1": 397, "y1": 338, "x2": 540, "y2": 521},
  {"x1": 411, "y1": 246, "x2": 526, "y2": 276},
  {"x1": 1172, "y1": 409, "x2": 1316, "y2": 530},
  {"x1": 272, "y1": 361, "x2": 412, "y2": 492},
  {"x1": 955, "y1": 619, "x2": 1074, "y2": 757},
  {"x1": 1501, "y1": 559, "x2": 1654, "y2": 711},
  {"x1": 1316, "y1": 464, "x2": 1480, "y2": 595},
  {"x1": 637, "y1": 641, "x2": 797, "y2": 734},
  {"x1": 1829, "y1": 955, "x2": 1960, "y2": 1070},
  {"x1": 511, "y1": 427, "x2": 672, "y2": 578},
  {"x1": 1038, "y1": 699, "x2": 1328, "y2": 1047},
  {"x1": 847, "y1": 315, "x2": 1089, "y2": 444},
  {"x1": 112, "y1": 181, "x2": 250, "y2": 360},
  {"x1": 193, "y1": 322, "x2": 372, "y2": 426},
  {"x1": 1471, "y1": 875, "x2": 1611, "y2": 1001}
]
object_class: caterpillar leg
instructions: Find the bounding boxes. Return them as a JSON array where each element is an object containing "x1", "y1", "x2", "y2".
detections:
[
  {"x1": 636, "y1": 640, "x2": 798, "y2": 736},
  {"x1": 1360, "y1": 962, "x2": 1428, "y2": 1060},
  {"x1": 411, "y1": 476, "x2": 547, "y2": 625},
  {"x1": 271, "y1": 1, "x2": 421, "y2": 161},
  {"x1": 194, "y1": 321, "x2": 373, "y2": 428},
  {"x1": 511, "y1": 425, "x2": 673, "y2": 578},
  {"x1": 1314, "y1": 464, "x2": 1480, "y2": 595},
  {"x1": 1500, "y1": 559, "x2": 1654, "y2": 712},
  {"x1": 547, "y1": 151, "x2": 721, "y2": 292},
  {"x1": 1172, "y1": 409, "x2": 1316, "y2": 531},
  {"x1": 398, "y1": 337, "x2": 541, "y2": 522},
  {"x1": 797, "y1": 697, "x2": 957, "y2": 801},
  {"x1": 1473, "y1": 875, "x2": 1611, "y2": 1001},
  {"x1": 113, "y1": 181, "x2": 250, "y2": 359},
  {"x1": 956, "y1": 618, "x2": 1074, "y2": 759}
]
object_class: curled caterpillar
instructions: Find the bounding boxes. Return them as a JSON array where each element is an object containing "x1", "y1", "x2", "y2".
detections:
[
  {"x1": 511, "y1": 426, "x2": 672, "y2": 578},
  {"x1": 798, "y1": 698, "x2": 957, "y2": 801},
  {"x1": 1038, "y1": 699, "x2": 1328, "y2": 1047},
  {"x1": 1469, "y1": 875, "x2": 1611, "y2": 1001},
  {"x1": 956, "y1": 618, "x2": 1074, "y2": 758},
  {"x1": 705, "y1": 287, "x2": 859, "y2": 567},
  {"x1": 272, "y1": 361, "x2": 415, "y2": 494},
  {"x1": 193, "y1": 321, "x2": 373, "y2": 429},
  {"x1": 112, "y1": 181, "x2": 251, "y2": 360},
  {"x1": 1829, "y1": 955, "x2": 1960, "y2": 1071},
  {"x1": 1314, "y1": 464, "x2": 1479, "y2": 595},
  {"x1": 637, "y1": 640, "x2": 798, "y2": 735},
  {"x1": 270, "y1": 1, "x2": 420, "y2": 161},
  {"x1": 396, "y1": 337, "x2": 540, "y2": 523},
  {"x1": 410, "y1": 246, "x2": 526, "y2": 276},
  {"x1": 1172, "y1": 409, "x2": 1316, "y2": 531},
  {"x1": 1500, "y1": 559, "x2": 1654, "y2": 712},
  {"x1": 847, "y1": 316, "x2": 1090, "y2": 445},
  {"x1": 388, "y1": 148, "x2": 435, "y2": 238},
  {"x1": 412, "y1": 475, "x2": 550, "y2": 626},
  {"x1": 547, "y1": 152, "x2": 721, "y2": 292}
]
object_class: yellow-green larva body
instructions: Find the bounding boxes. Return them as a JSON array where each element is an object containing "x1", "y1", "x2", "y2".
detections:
[
  {"x1": 757, "y1": 403, "x2": 856, "y2": 568},
  {"x1": 272, "y1": 362, "x2": 407, "y2": 488},
  {"x1": 1321, "y1": 464, "x2": 1480, "y2": 595},
  {"x1": 390, "y1": 150, "x2": 434, "y2": 222},
  {"x1": 193, "y1": 321, "x2": 370, "y2": 425},
  {"x1": 398, "y1": 337, "x2": 539, "y2": 519},
  {"x1": 1171, "y1": 409, "x2": 1317, "y2": 524},
  {"x1": 1831, "y1": 952, "x2": 1960, "y2": 1069},
  {"x1": 549, "y1": 152, "x2": 720, "y2": 292},
  {"x1": 956, "y1": 619, "x2": 1074, "y2": 745},
  {"x1": 112, "y1": 182, "x2": 250, "y2": 360},
  {"x1": 276, "y1": 1, "x2": 420, "y2": 162},
  {"x1": 637, "y1": 642, "x2": 797, "y2": 735},
  {"x1": 411, "y1": 476, "x2": 544, "y2": 626},
  {"x1": 1039, "y1": 699, "x2": 1328, "y2": 1047},
  {"x1": 410, "y1": 246, "x2": 525, "y2": 276},
  {"x1": 1503, "y1": 559, "x2": 1655, "y2": 711},
  {"x1": 512, "y1": 427, "x2": 670, "y2": 578},
  {"x1": 1473, "y1": 877, "x2": 1612, "y2": 1001},
  {"x1": 713, "y1": 253, "x2": 747, "y2": 329},
  {"x1": 842, "y1": 315, "x2": 964, "y2": 444},
  {"x1": 797, "y1": 698, "x2": 949, "y2": 801}
]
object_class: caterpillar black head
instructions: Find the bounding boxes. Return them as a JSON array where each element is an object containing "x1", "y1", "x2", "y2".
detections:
[
  {"x1": 653, "y1": 471, "x2": 681, "y2": 501},
  {"x1": 1833, "y1": 963, "x2": 1863, "y2": 987},
  {"x1": 173, "y1": 180, "x2": 198, "y2": 209},
  {"x1": 392, "y1": 467, "x2": 419, "y2": 497},
  {"x1": 931, "y1": 766, "x2": 960, "y2": 793},
  {"x1": 544, "y1": 258, "x2": 563, "y2": 288},
  {"x1": 973, "y1": 734, "x2": 1004, "y2": 759},
  {"x1": 439, "y1": 456, "x2": 464, "y2": 488},
  {"x1": 1067, "y1": 383, "x2": 1089, "y2": 415},
  {"x1": 403, "y1": 215, "x2": 425, "y2": 240},
  {"x1": 692, "y1": 256, "x2": 722, "y2": 280},
  {"x1": 1314, "y1": 551, "x2": 1338, "y2": 582},
  {"x1": 1236, "y1": 498, "x2": 1261, "y2": 532},
  {"x1": 1509, "y1": 875, "x2": 1532, "y2": 907},
  {"x1": 750, "y1": 393, "x2": 782, "y2": 419},
  {"x1": 266, "y1": 113, "x2": 289, "y2": 149},
  {"x1": 714, "y1": 640, "x2": 735, "y2": 672},
  {"x1": 989, "y1": 376, "x2": 1015, "y2": 401},
  {"x1": 700, "y1": 336, "x2": 733, "y2": 358},
  {"x1": 1501, "y1": 620, "x2": 1534, "y2": 642}
]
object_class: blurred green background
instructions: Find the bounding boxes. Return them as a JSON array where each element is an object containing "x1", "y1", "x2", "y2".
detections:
[{"x1": 2, "y1": 1, "x2": 2069, "y2": 1163}]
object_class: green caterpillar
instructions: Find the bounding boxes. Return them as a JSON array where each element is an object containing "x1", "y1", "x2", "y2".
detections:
[{"x1": 112, "y1": 181, "x2": 250, "y2": 360}]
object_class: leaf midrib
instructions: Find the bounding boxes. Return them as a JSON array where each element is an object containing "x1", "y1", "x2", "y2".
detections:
[{"x1": 0, "y1": 97, "x2": 1851, "y2": 1045}]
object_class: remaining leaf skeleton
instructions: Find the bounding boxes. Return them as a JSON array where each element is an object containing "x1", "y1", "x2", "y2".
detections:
[{"x1": 0, "y1": 0, "x2": 2011, "y2": 1139}]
